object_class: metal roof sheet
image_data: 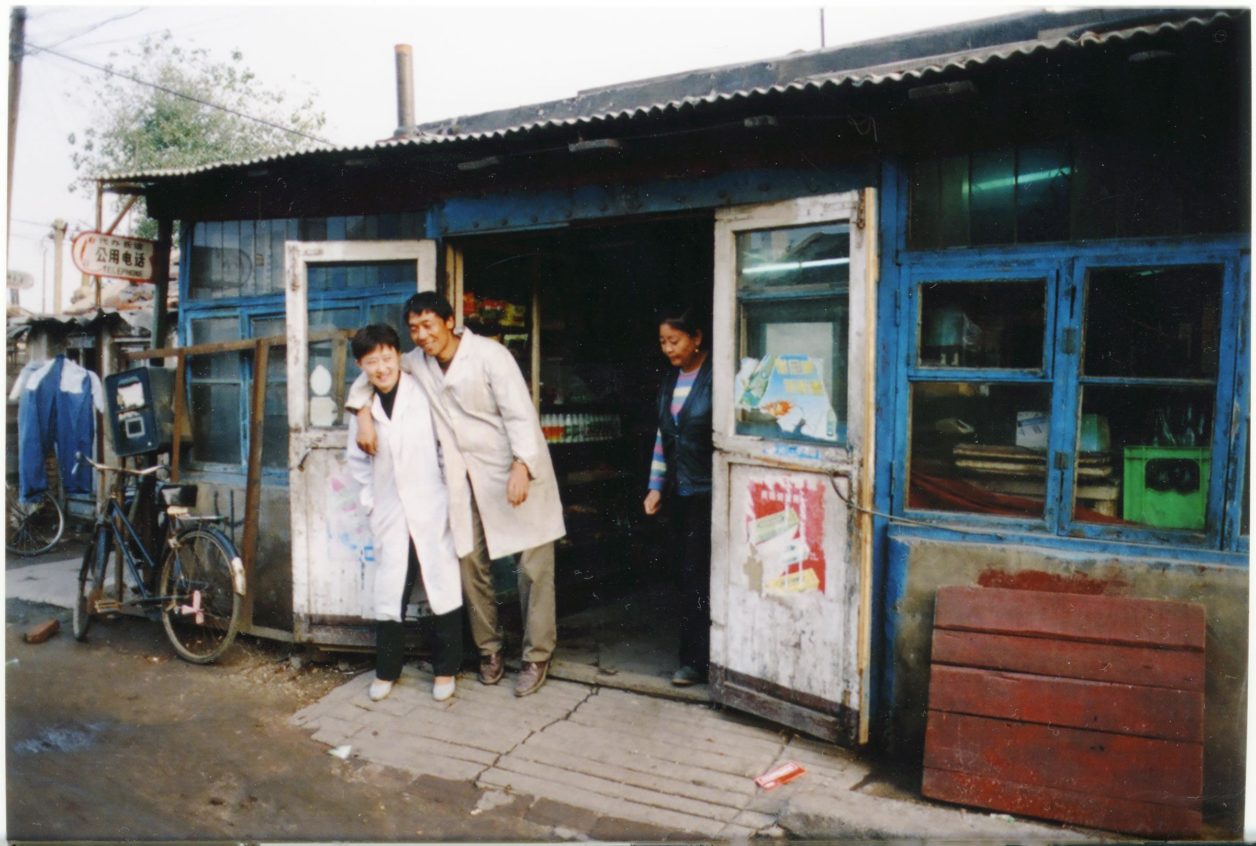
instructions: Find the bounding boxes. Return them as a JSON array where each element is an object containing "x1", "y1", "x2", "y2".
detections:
[{"x1": 105, "y1": 9, "x2": 1239, "y2": 183}]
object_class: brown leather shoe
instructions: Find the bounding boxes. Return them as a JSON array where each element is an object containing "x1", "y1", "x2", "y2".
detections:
[
  {"x1": 514, "y1": 660, "x2": 549, "y2": 697},
  {"x1": 478, "y1": 651, "x2": 504, "y2": 685}
]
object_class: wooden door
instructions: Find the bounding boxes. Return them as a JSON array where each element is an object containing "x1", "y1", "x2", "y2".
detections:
[
  {"x1": 285, "y1": 239, "x2": 437, "y2": 647},
  {"x1": 709, "y1": 190, "x2": 877, "y2": 745}
]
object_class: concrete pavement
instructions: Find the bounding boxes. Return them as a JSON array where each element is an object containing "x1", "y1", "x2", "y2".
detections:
[{"x1": 10, "y1": 555, "x2": 1096, "y2": 840}]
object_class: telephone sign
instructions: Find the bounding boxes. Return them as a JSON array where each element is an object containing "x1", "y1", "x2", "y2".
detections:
[{"x1": 71, "y1": 231, "x2": 157, "y2": 282}]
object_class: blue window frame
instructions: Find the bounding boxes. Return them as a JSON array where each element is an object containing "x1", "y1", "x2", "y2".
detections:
[
  {"x1": 179, "y1": 216, "x2": 422, "y2": 477},
  {"x1": 893, "y1": 235, "x2": 1250, "y2": 554}
]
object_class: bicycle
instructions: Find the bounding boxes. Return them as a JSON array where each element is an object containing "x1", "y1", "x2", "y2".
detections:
[
  {"x1": 72, "y1": 453, "x2": 246, "y2": 664},
  {"x1": 6, "y1": 480, "x2": 66, "y2": 556}
]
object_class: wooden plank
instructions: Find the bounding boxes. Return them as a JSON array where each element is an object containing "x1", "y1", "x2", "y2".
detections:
[
  {"x1": 923, "y1": 710, "x2": 1202, "y2": 808},
  {"x1": 240, "y1": 339, "x2": 267, "y2": 628},
  {"x1": 928, "y1": 665, "x2": 1204, "y2": 742},
  {"x1": 931, "y1": 629, "x2": 1205, "y2": 691},
  {"x1": 922, "y1": 767, "x2": 1201, "y2": 838},
  {"x1": 171, "y1": 350, "x2": 186, "y2": 482},
  {"x1": 933, "y1": 586, "x2": 1205, "y2": 649}
]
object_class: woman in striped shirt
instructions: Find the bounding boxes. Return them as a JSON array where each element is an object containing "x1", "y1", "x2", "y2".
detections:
[{"x1": 643, "y1": 306, "x2": 713, "y2": 686}]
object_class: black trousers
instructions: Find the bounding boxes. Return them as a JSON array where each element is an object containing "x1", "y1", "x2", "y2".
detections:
[
  {"x1": 676, "y1": 491, "x2": 712, "y2": 674},
  {"x1": 377, "y1": 541, "x2": 464, "y2": 681}
]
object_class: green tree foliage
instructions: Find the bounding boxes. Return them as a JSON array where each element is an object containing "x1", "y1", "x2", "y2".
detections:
[{"x1": 67, "y1": 32, "x2": 328, "y2": 236}]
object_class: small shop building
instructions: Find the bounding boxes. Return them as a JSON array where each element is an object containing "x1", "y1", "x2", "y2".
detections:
[{"x1": 105, "y1": 8, "x2": 1248, "y2": 830}]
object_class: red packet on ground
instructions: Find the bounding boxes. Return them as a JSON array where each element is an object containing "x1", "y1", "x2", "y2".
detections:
[{"x1": 755, "y1": 761, "x2": 805, "y2": 789}]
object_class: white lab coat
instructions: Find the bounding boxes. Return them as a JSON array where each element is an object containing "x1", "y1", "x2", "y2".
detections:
[
  {"x1": 349, "y1": 329, "x2": 565, "y2": 560},
  {"x1": 345, "y1": 373, "x2": 462, "y2": 620}
]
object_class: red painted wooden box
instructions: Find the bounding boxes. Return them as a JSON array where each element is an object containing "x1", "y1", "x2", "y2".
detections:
[{"x1": 921, "y1": 585, "x2": 1205, "y2": 838}]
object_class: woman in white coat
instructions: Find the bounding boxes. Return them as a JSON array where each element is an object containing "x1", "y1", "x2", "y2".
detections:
[{"x1": 345, "y1": 324, "x2": 463, "y2": 702}]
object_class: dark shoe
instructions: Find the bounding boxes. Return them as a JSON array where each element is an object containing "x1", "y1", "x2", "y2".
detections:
[
  {"x1": 478, "y1": 651, "x2": 504, "y2": 685},
  {"x1": 671, "y1": 666, "x2": 705, "y2": 686},
  {"x1": 514, "y1": 660, "x2": 549, "y2": 697}
]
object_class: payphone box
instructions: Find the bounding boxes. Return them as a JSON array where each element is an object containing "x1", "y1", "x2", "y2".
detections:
[{"x1": 104, "y1": 367, "x2": 175, "y2": 457}]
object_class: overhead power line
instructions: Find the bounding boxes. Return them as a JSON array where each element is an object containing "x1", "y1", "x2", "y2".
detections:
[
  {"x1": 42, "y1": 8, "x2": 146, "y2": 50},
  {"x1": 25, "y1": 41, "x2": 336, "y2": 147}
]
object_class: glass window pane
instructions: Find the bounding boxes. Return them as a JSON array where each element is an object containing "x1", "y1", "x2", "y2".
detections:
[
  {"x1": 970, "y1": 149, "x2": 1015, "y2": 244},
  {"x1": 908, "y1": 381, "x2": 1052, "y2": 519},
  {"x1": 1015, "y1": 145, "x2": 1071, "y2": 243},
  {"x1": 189, "y1": 317, "x2": 240, "y2": 380},
  {"x1": 261, "y1": 384, "x2": 287, "y2": 469},
  {"x1": 188, "y1": 220, "x2": 249, "y2": 300},
  {"x1": 1074, "y1": 385, "x2": 1214, "y2": 529},
  {"x1": 308, "y1": 307, "x2": 359, "y2": 427},
  {"x1": 308, "y1": 260, "x2": 416, "y2": 292},
  {"x1": 736, "y1": 223, "x2": 849, "y2": 292},
  {"x1": 919, "y1": 280, "x2": 1045, "y2": 369},
  {"x1": 735, "y1": 222, "x2": 850, "y2": 445},
  {"x1": 1084, "y1": 265, "x2": 1222, "y2": 380},
  {"x1": 189, "y1": 384, "x2": 241, "y2": 465},
  {"x1": 367, "y1": 301, "x2": 417, "y2": 352},
  {"x1": 249, "y1": 316, "x2": 289, "y2": 469}
]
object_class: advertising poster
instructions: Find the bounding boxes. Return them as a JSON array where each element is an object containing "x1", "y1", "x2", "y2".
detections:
[{"x1": 746, "y1": 476, "x2": 827, "y2": 594}]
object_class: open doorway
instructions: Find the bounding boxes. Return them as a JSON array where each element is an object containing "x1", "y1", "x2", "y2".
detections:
[{"x1": 454, "y1": 214, "x2": 714, "y2": 698}]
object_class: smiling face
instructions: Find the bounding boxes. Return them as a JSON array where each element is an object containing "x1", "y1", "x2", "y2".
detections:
[
  {"x1": 407, "y1": 309, "x2": 459, "y2": 363},
  {"x1": 658, "y1": 322, "x2": 703, "y2": 370},
  {"x1": 358, "y1": 344, "x2": 401, "y2": 393}
]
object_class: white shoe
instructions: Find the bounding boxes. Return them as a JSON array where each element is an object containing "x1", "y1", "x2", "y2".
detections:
[
  {"x1": 368, "y1": 678, "x2": 395, "y2": 701},
  {"x1": 432, "y1": 676, "x2": 456, "y2": 702}
]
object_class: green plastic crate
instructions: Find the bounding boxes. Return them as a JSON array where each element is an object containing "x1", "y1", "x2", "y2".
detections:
[{"x1": 1122, "y1": 446, "x2": 1210, "y2": 530}]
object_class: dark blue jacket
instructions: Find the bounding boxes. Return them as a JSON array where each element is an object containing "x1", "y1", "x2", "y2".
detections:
[
  {"x1": 656, "y1": 355, "x2": 713, "y2": 496},
  {"x1": 18, "y1": 355, "x2": 96, "y2": 501}
]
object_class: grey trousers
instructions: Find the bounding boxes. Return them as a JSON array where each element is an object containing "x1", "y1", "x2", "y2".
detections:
[{"x1": 460, "y1": 497, "x2": 556, "y2": 663}]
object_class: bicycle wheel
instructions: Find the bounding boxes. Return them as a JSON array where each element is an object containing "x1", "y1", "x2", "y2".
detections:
[
  {"x1": 73, "y1": 527, "x2": 110, "y2": 641},
  {"x1": 159, "y1": 527, "x2": 242, "y2": 663},
  {"x1": 6, "y1": 488, "x2": 65, "y2": 556}
]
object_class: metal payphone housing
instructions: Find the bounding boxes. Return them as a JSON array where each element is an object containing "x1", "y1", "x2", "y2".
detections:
[{"x1": 104, "y1": 367, "x2": 175, "y2": 457}]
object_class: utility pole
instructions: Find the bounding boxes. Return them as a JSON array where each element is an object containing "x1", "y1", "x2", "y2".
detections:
[
  {"x1": 8, "y1": 6, "x2": 26, "y2": 235},
  {"x1": 52, "y1": 219, "x2": 66, "y2": 315}
]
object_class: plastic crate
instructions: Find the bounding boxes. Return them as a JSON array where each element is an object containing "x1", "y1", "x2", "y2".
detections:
[{"x1": 1122, "y1": 446, "x2": 1210, "y2": 530}]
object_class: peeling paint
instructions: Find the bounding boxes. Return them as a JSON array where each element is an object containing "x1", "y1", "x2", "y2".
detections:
[{"x1": 976, "y1": 569, "x2": 1127, "y2": 595}]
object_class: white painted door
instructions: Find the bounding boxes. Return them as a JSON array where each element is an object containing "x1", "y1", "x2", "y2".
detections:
[
  {"x1": 709, "y1": 191, "x2": 877, "y2": 745},
  {"x1": 286, "y1": 240, "x2": 437, "y2": 647}
]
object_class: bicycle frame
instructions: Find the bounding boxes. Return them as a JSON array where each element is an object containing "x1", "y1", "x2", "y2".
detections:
[{"x1": 90, "y1": 497, "x2": 173, "y2": 610}]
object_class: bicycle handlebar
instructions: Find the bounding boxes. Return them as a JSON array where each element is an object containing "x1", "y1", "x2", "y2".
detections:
[{"x1": 74, "y1": 452, "x2": 169, "y2": 479}]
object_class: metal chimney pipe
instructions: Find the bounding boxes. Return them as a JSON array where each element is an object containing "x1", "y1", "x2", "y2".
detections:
[{"x1": 394, "y1": 44, "x2": 415, "y2": 138}]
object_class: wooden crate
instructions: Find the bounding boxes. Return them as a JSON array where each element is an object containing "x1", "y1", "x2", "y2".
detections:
[{"x1": 921, "y1": 585, "x2": 1205, "y2": 838}]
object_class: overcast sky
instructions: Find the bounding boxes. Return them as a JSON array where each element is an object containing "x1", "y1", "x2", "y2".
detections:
[{"x1": 6, "y1": 2, "x2": 1019, "y2": 311}]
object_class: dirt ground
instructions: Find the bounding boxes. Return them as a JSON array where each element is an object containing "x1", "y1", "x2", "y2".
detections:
[{"x1": 5, "y1": 549, "x2": 668, "y2": 842}]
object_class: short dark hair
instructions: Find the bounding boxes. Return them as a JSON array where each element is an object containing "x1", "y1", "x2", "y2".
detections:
[
  {"x1": 656, "y1": 304, "x2": 706, "y2": 338},
  {"x1": 404, "y1": 291, "x2": 454, "y2": 322},
  {"x1": 351, "y1": 324, "x2": 402, "y2": 361}
]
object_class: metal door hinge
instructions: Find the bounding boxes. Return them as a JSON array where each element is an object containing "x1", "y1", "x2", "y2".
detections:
[
  {"x1": 855, "y1": 192, "x2": 867, "y2": 231},
  {"x1": 1061, "y1": 328, "x2": 1078, "y2": 355}
]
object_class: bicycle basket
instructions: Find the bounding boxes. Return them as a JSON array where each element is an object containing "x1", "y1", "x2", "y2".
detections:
[{"x1": 158, "y1": 484, "x2": 199, "y2": 508}]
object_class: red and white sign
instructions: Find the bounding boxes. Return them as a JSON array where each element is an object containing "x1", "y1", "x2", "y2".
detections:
[
  {"x1": 747, "y1": 476, "x2": 827, "y2": 594},
  {"x1": 71, "y1": 231, "x2": 157, "y2": 282}
]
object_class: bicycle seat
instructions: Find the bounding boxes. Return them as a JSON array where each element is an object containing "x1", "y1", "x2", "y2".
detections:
[{"x1": 158, "y1": 484, "x2": 199, "y2": 509}]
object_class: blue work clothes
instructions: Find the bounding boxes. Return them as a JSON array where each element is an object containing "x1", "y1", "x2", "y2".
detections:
[{"x1": 17, "y1": 356, "x2": 104, "y2": 502}]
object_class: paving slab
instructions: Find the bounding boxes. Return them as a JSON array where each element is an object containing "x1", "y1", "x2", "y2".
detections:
[{"x1": 290, "y1": 663, "x2": 1100, "y2": 840}]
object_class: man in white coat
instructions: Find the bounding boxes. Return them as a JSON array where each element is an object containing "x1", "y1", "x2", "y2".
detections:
[
  {"x1": 349, "y1": 292, "x2": 565, "y2": 697},
  {"x1": 345, "y1": 324, "x2": 464, "y2": 703}
]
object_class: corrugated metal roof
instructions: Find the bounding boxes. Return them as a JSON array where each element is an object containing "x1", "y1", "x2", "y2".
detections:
[{"x1": 106, "y1": 9, "x2": 1239, "y2": 182}]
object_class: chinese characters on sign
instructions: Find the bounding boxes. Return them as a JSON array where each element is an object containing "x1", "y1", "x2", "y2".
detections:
[{"x1": 71, "y1": 231, "x2": 157, "y2": 282}]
